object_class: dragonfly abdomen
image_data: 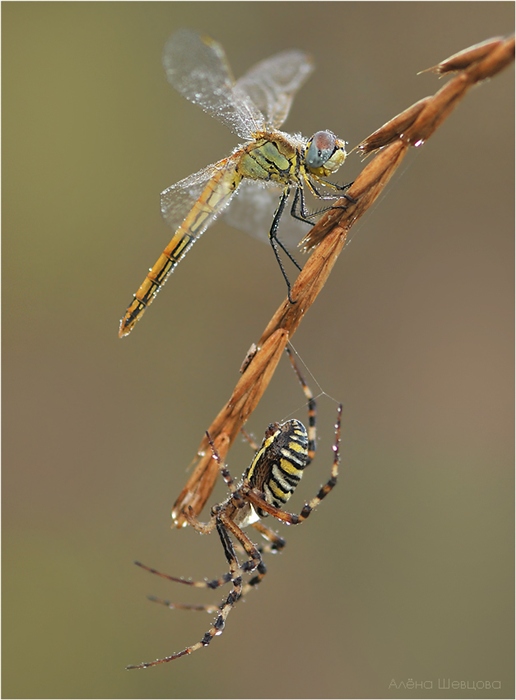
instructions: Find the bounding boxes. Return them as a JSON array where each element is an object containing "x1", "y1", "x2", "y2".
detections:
[
  {"x1": 119, "y1": 233, "x2": 196, "y2": 336},
  {"x1": 119, "y1": 166, "x2": 241, "y2": 337}
]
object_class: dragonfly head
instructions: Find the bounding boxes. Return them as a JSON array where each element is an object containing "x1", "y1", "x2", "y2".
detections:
[{"x1": 305, "y1": 130, "x2": 347, "y2": 176}]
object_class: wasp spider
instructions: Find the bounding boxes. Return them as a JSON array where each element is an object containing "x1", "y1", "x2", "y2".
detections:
[{"x1": 127, "y1": 347, "x2": 342, "y2": 669}]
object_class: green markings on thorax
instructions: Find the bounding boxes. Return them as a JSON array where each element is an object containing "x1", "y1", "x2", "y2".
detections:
[{"x1": 238, "y1": 133, "x2": 299, "y2": 183}]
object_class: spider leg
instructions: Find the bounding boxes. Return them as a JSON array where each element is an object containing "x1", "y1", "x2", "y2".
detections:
[
  {"x1": 251, "y1": 520, "x2": 286, "y2": 554},
  {"x1": 227, "y1": 515, "x2": 294, "y2": 600},
  {"x1": 241, "y1": 345, "x2": 317, "y2": 466},
  {"x1": 149, "y1": 521, "x2": 280, "y2": 615},
  {"x1": 152, "y1": 509, "x2": 264, "y2": 588},
  {"x1": 135, "y1": 437, "x2": 264, "y2": 598},
  {"x1": 147, "y1": 567, "x2": 269, "y2": 614},
  {"x1": 232, "y1": 519, "x2": 285, "y2": 566},
  {"x1": 147, "y1": 595, "x2": 221, "y2": 614},
  {"x1": 133, "y1": 559, "x2": 235, "y2": 591},
  {"x1": 127, "y1": 518, "x2": 244, "y2": 669},
  {"x1": 206, "y1": 432, "x2": 239, "y2": 494},
  {"x1": 221, "y1": 521, "x2": 275, "y2": 598},
  {"x1": 240, "y1": 427, "x2": 260, "y2": 452},
  {"x1": 285, "y1": 346, "x2": 316, "y2": 464}
]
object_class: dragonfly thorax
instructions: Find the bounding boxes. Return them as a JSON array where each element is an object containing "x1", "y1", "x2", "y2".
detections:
[{"x1": 238, "y1": 132, "x2": 301, "y2": 184}]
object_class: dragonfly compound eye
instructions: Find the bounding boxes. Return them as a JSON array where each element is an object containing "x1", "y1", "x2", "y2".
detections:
[{"x1": 305, "y1": 130, "x2": 337, "y2": 168}]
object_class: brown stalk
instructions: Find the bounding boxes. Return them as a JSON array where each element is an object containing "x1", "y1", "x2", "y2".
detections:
[{"x1": 172, "y1": 35, "x2": 514, "y2": 527}]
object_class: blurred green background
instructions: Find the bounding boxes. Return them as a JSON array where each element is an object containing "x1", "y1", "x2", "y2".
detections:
[{"x1": 3, "y1": 3, "x2": 514, "y2": 698}]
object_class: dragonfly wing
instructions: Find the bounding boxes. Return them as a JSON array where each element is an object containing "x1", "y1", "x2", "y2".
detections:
[
  {"x1": 224, "y1": 180, "x2": 310, "y2": 249},
  {"x1": 162, "y1": 29, "x2": 265, "y2": 140},
  {"x1": 235, "y1": 50, "x2": 313, "y2": 130},
  {"x1": 160, "y1": 156, "x2": 240, "y2": 237}
]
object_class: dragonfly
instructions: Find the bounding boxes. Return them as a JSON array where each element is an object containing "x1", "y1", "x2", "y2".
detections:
[{"x1": 119, "y1": 29, "x2": 352, "y2": 338}]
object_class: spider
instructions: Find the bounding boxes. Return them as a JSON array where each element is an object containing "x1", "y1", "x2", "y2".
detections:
[{"x1": 127, "y1": 347, "x2": 342, "y2": 669}]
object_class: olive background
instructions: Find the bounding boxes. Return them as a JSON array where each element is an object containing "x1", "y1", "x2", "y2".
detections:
[{"x1": 3, "y1": 3, "x2": 514, "y2": 698}]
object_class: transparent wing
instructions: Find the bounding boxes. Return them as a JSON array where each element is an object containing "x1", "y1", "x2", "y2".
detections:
[
  {"x1": 236, "y1": 50, "x2": 314, "y2": 130},
  {"x1": 160, "y1": 156, "x2": 240, "y2": 236},
  {"x1": 224, "y1": 180, "x2": 310, "y2": 249},
  {"x1": 162, "y1": 29, "x2": 265, "y2": 140}
]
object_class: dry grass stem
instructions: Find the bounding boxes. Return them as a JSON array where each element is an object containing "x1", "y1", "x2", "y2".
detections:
[{"x1": 172, "y1": 35, "x2": 514, "y2": 527}]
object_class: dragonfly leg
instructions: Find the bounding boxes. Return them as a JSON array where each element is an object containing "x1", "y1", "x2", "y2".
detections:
[
  {"x1": 269, "y1": 188, "x2": 302, "y2": 304},
  {"x1": 307, "y1": 176, "x2": 356, "y2": 202},
  {"x1": 291, "y1": 180, "x2": 356, "y2": 226}
]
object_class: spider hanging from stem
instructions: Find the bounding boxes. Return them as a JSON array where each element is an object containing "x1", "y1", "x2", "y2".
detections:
[{"x1": 127, "y1": 346, "x2": 342, "y2": 669}]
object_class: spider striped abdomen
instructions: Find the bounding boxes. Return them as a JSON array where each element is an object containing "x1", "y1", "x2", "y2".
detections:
[{"x1": 245, "y1": 419, "x2": 309, "y2": 517}]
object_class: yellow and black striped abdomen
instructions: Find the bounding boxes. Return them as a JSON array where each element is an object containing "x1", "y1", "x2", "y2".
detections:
[{"x1": 245, "y1": 419, "x2": 309, "y2": 517}]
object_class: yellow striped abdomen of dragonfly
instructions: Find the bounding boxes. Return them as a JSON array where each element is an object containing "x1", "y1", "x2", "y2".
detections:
[
  {"x1": 119, "y1": 133, "x2": 301, "y2": 337},
  {"x1": 119, "y1": 158, "x2": 241, "y2": 337}
]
